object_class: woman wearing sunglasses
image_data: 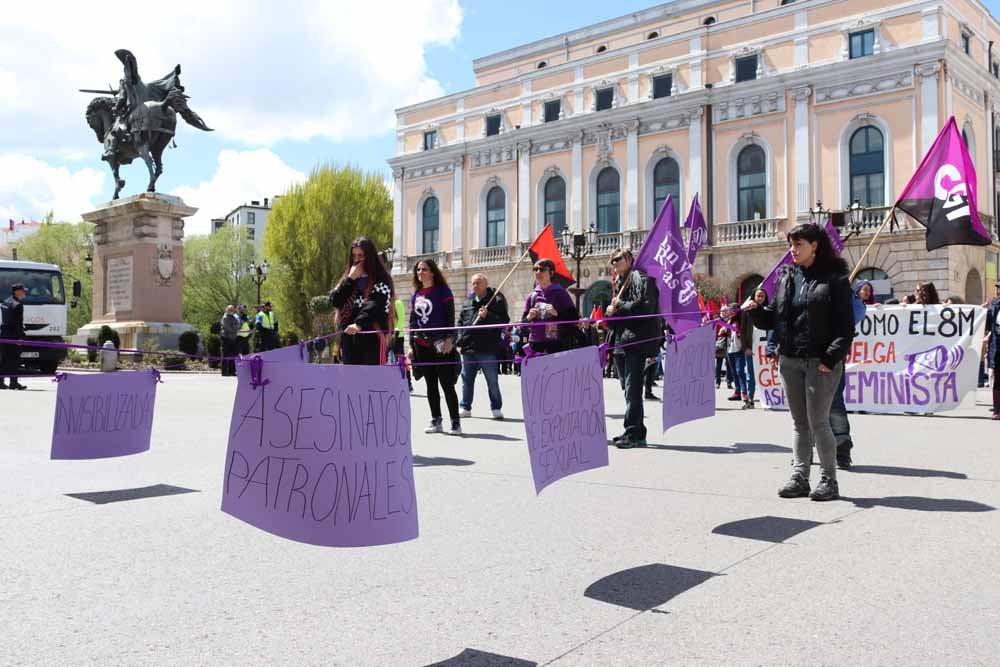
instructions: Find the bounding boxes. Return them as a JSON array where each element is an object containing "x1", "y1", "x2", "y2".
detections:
[{"x1": 521, "y1": 258, "x2": 580, "y2": 355}]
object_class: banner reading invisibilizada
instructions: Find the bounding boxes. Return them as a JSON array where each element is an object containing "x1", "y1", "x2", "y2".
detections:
[
  {"x1": 754, "y1": 305, "x2": 985, "y2": 414},
  {"x1": 221, "y1": 362, "x2": 418, "y2": 547}
]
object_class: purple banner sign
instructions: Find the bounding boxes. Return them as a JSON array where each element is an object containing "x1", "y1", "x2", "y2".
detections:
[
  {"x1": 520, "y1": 346, "x2": 609, "y2": 494},
  {"x1": 662, "y1": 324, "x2": 716, "y2": 432},
  {"x1": 221, "y1": 362, "x2": 417, "y2": 547},
  {"x1": 249, "y1": 344, "x2": 305, "y2": 364},
  {"x1": 50, "y1": 370, "x2": 159, "y2": 460}
]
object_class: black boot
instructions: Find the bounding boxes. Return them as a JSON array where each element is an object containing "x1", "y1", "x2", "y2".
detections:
[
  {"x1": 778, "y1": 473, "x2": 811, "y2": 498},
  {"x1": 810, "y1": 476, "x2": 840, "y2": 501}
]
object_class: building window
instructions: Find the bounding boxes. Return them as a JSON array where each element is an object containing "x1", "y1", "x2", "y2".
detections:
[
  {"x1": 653, "y1": 157, "x2": 680, "y2": 221},
  {"x1": 652, "y1": 74, "x2": 672, "y2": 99},
  {"x1": 596, "y1": 45, "x2": 607, "y2": 53},
  {"x1": 992, "y1": 61, "x2": 998, "y2": 79},
  {"x1": 486, "y1": 187, "x2": 505, "y2": 247},
  {"x1": 544, "y1": 99, "x2": 561, "y2": 123},
  {"x1": 647, "y1": 31, "x2": 659, "y2": 40},
  {"x1": 595, "y1": 87, "x2": 614, "y2": 111},
  {"x1": 703, "y1": 16, "x2": 716, "y2": 26},
  {"x1": 849, "y1": 29, "x2": 875, "y2": 59},
  {"x1": 737, "y1": 145, "x2": 767, "y2": 221},
  {"x1": 544, "y1": 176, "x2": 567, "y2": 235},
  {"x1": 849, "y1": 126, "x2": 885, "y2": 207},
  {"x1": 423, "y1": 130, "x2": 437, "y2": 151},
  {"x1": 247, "y1": 228, "x2": 255, "y2": 241},
  {"x1": 962, "y1": 32, "x2": 971, "y2": 55},
  {"x1": 486, "y1": 114, "x2": 501, "y2": 136},
  {"x1": 596, "y1": 167, "x2": 620, "y2": 234},
  {"x1": 537, "y1": 61, "x2": 547, "y2": 69},
  {"x1": 735, "y1": 55, "x2": 758, "y2": 83},
  {"x1": 422, "y1": 197, "x2": 440, "y2": 253},
  {"x1": 247, "y1": 211, "x2": 255, "y2": 225},
  {"x1": 780, "y1": 0, "x2": 796, "y2": 5}
]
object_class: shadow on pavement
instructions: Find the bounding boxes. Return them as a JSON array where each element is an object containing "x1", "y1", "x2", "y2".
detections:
[
  {"x1": 849, "y1": 496, "x2": 995, "y2": 512},
  {"x1": 462, "y1": 432, "x2": 521, "y2": 442},
  {"x1": 584, "y1": 563, "x2": 716, "y2": 611},
  {"x1": 412, "y1": 455, "x2": 475, "y2": 468},
  {"x1": 66, "y1": 484, "x2": 199, "y2": 505},
  {"x1": 712, "y1": 515, "x2": 823, "y2": 543},
  {"x1": 644, "y1": 442, "x2": 791, "y2": 455},
  {"x1": 424, "y1": 649, "x2": 537, "y2": 666},
  {"x1": 849, "y1": 465, "x2": 968, "y2": 480}
]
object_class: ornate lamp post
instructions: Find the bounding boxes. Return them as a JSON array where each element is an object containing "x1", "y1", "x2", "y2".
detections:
[
  {"x1": 809, "y1": 200, "x2": 830, "y2": 226},
  {"x1": 248, "y1": 260, "x2": 269, "y2": 306},
  {"x1": 560, "y1": 225, "x2": 598, "y2": 310},
  {"x1": 380, "y1": 247, "x2": 396, "y2": 269}
]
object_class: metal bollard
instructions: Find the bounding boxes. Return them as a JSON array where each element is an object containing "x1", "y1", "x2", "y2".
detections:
[{"x1": 100, "y1": 340, "x2": 118, "y2": 372}]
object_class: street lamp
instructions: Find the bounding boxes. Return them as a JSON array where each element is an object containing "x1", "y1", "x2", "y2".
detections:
[
  {"x1": 380, "y1": 247, "x2": 395, "y2": 268},
  {"x1": 560, "y1": 225, "x2": 598, "y2": 310},
  {"x1": 83, "y1": 252, "x2": 93, "y2": 275},
  {"x1": 248, "y1": 260, "x2": 269, "y2": 306},
  {"x1": 809, "y1": 200, "x2": 830, "y2": 226}
]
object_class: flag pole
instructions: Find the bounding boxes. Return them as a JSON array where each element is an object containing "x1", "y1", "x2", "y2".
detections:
[
  {"x1": 470, "y1": 244, "x2": 532, "y2": 325},
  {"x1": 848, "y1": 206, "x2": 897, "y2": 283}
]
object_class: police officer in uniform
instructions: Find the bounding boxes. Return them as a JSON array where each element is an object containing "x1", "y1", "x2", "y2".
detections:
[
  {"x1": 1, "y1": 283, "x2": 28, "y2": 390},
  {"x1": 236, "y1": 304, "x2": 252, "y2": 356},
  {"x1": 255, "y1": 301, "x2": 279, "y2": 351}
]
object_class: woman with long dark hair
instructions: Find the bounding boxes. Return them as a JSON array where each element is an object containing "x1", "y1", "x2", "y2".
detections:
[
  {"x1": 410, "y1": 259, "x2": 462, "y2": 435},
  {"x1": 745, "y1": 223, "x2": 854, "y2": 501},
  {"x1": 328, "y1": 236, "x2": 395, "y2": 365},
  {"x1": 915, "y1": 281, "x2": 940, "y2": 305}
]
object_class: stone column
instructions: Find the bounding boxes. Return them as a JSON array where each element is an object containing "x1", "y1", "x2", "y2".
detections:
[
  {"x1": 392, "y1": 167, "x2": 404, "y2": 273},
  {"x1": 917, "y1": 62, "x2": 941, "y2": 155},
  {"x1": 792, "y1": 86, "x2": 812, "y2": 217},
  {"x1": 517, "y1": 141, "x2": 531, "y2": 242},
  {"x1": 452, "y1": 157, "x2": 464, "y2": 267},
  {"x1": 687, "y1": 107, "x2": 704, "y2": 208},
  {"x1": 571, "y1": 131, "x2": 583, "y2": 232},
  {"x1": 77, "y1": 193, "x2": 195, "y2": 350},
  {"x1": 625, "y1": 119, "x2": 640, "y2": 230}
]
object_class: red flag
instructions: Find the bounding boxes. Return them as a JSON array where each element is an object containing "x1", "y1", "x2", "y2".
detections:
[
  {"x1": 528, "y1": 224, "x2": 575, "y2": 288},
  {"x1": 697, "y1": 293, "x2": 706, "y2": 312}
]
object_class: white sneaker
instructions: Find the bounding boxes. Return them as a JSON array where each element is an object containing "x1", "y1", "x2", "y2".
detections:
[
  {"x1": 424, "y1": 420, "x2": 443, "y2": 434},
  {"x1": 459, "y1": 409, "x2": 472, "y2": 418},
  {"x1": 492, "y1": 409, "x2": 504, "y2": 420},
  {"x1": 448, "y1": 420, "x2": 462, "y2": 436}
]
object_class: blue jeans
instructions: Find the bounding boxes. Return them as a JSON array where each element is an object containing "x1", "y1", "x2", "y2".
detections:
[
  {"x1": 728, "y1": 351, "x2": 755, "y2": 399},
  {"x1": 460, "y1": 351, "x2": 503, "y2": 411}
]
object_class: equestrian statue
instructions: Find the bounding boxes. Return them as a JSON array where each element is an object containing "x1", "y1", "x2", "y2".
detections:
[{"x1": 82, "y1": 49, "x2": 213, "y2": 199}]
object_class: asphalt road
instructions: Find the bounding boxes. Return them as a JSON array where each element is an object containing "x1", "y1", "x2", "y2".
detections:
[{"x1": 2, "y1": 372, "x2": 998, "y2": 666}]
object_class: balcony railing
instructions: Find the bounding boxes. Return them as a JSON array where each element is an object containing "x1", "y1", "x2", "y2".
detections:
[
  {"x1": 470, "y1": 245, "x2": 518, "y2": 266},
  {"x1": 714, "y1": 218, "x2": 782, "y2": 246}
]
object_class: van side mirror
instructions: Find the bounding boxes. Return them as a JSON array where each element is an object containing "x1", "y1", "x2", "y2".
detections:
[{"x1": 73, "y1": 280, "x2": 82, "y2": 298}]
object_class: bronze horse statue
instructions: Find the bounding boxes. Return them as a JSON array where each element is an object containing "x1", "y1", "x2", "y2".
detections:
[{"x1": 84, "y1": 49, "x2": 212, "y2": 199}]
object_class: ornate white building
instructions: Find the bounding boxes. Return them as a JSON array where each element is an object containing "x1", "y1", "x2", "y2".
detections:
[{"x1": 389, "y1": 0, "x2": 1000, "y2": 311}]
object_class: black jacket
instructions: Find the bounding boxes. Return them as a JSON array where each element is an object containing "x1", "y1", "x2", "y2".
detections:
[
  {"x1": 329, "y1": 276, "x2": 392, "y2": 332},
  {"x1": 0, "y1": 296, "x2": 25, "y2": 339},
  {"x1": 456, "y1": 288, "x2": 510, "y2": 355},
  {"x1": 749, "y1": 263, "x2": 854, "y2": 368},
  {"x1": 608, "y1": 270, "x2": 663, "y2": 356}
]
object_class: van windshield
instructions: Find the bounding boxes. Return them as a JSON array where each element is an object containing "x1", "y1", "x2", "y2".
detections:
[{"x1": 0, "y1": 269, "x2": 65, "y2": 305}]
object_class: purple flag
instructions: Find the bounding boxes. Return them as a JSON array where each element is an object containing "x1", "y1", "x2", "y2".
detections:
[
  {"x1": 247, "y1": 344, "x2": 305, "y2": 364},
  {"x1": 50, "y1": 370, "x2": 159, "y2": 459},
  {"x1": 685, "y1": 194, "x2": 707, "y2": 265},
  {"x1": 221, "y1": 361, "x2": 418, "y2": 547},
  {"x1": 896, "y1": 116, "x2": 991, "y2": 250},
  {"x1": 634, "y1": 195, "x2": 701, "y2": 336},
  {"x1": 757, "y1": 220, "x2": 844, "y2": 300},
  {"x1": 662, "y1": 324, "x2": 716, "y2": 432},
  {"x1": 520, "y1": 346, "x2": 608, "y2": 494}
]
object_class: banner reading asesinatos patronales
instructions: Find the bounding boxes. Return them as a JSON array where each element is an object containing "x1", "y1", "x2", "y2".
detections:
[{"x1": 754, "y1": 305, "x2": 986, "y2": 414}]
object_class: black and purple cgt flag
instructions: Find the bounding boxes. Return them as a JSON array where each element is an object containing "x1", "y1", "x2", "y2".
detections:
[{"x1": 895, "y1": 116, "x2": 992, "y2": 251}]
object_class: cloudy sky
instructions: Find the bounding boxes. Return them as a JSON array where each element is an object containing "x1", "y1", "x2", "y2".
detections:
[{"x1": 7, "y1": 0, "x2": 996, "y2": 235}]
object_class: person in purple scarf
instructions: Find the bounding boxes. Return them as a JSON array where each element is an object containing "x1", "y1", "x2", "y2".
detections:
[
  {"x1": 409, "y1": 259, "x2": 462, "y2": 435},
  {"x1": 521, "y1": 258, "x2": 579, "y2": 355}
]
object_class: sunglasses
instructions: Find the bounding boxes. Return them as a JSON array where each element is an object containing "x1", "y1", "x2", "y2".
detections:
[
  {"x1": 610, "y1": 257, "x2": 624, "y2": 263},
  {"x1": 532, "y1": 267, "x2": 548, "y2": 272}
]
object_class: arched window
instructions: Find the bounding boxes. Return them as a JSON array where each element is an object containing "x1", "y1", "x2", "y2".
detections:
[
  {"x1": 485, "y1": 187, "x2": 505, "y2": 247},
  {"x1": 737, "y1": 145, "x2": 766, "y2": 221},
  {"x1": 652, "y1": 157, "x2": 680, "y2": 222},
  {"x1": 849, "y1": 126, "x2": 885, "y2": 207},
  {"x1": 965, "y1": 268, "x2": 983, "y2": 304},
  {"x1": 544, "y1": 176, "x2": 567, "y2": 235},
  {"x1": 738, "y1": 274, "x2": 764, "y2": 302},
  {"x1": 596, "y1": 167, "x2": 620, "y2": 234},
  {"x1": 703, "y1": 16, "x2": 716, "y2": 26},
  {"x1": 537, "y1": 61, "x2": 547, "y2": 69},
  {"x1": 582, "y1": 280, "x2": 613, "y2": 318},
  {"x1": 855, "y1": 267, "x2": 892, "y2": 302},
  {"x1": 647, "y1": 31, "x2": 660, "y2": 40},
  {"x1": 421, "y1": 196, "x2": 439, "y2": 253},
  {"x1": 596, "y1": 45, "x2": 607, "y2": 53}
]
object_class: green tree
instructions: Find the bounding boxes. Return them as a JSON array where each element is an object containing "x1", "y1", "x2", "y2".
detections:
[
  {"x1": 13, "y1": 221, "x2": 94, "y2": 335},
  {"x1": 182, "y1": 225, "x2": 257, "y2": 333},
  {"x1": 263, "y1": 164, "x2": 392, "y2": 336}
]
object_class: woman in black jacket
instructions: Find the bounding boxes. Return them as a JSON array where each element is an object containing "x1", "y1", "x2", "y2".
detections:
[
  {"x1": 328, "y1": 236, "x2": 395, "y2": 365},
  {"x1": 745, "y1": 223, "x2": 854, "y2": 501}
]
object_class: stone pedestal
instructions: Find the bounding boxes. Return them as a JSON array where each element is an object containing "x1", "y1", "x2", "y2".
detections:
[{"x1": 74, "y1": 193, "x2": 195, "y2": 353}]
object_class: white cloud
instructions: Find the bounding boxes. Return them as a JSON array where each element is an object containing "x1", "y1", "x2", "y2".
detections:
[
  {"x1": 173, "y1": 149, "x2": 307, "y2": 236},
  {"x1": 0, "y1": 154, "x2": 105, "y2": 222},
  {"x1": 0, "y1": 0, "x2": 463, "y2": 151}
]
